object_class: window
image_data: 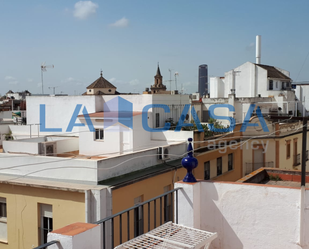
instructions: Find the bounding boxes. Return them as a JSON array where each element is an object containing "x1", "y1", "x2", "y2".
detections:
[
  {"x1": 228, "y1": 153, "x2": 233, "y2": 171},
  {"x1": 204, "y1": 161, "x2": 210, "y2": 180},
  {"x1": 0, "y1": 197, "x2": 7, "y2": 242},
  {"x1": 39, "y1": 204, "x2": 53, "y2": 245},
  {"x1": 294, "y1": 139, "x2": 298, "y2": 156},
  {"x1": 217, "y1": 157, "x2": 222, "y2": 176},
  {"x1": 276, "y1": 81, "x2": 278, "y2": 88},
  {"x1": 134, "y1": 196, "x2": 143, "y2": 237},
  {"x1": 155, "y1": 113, "x2": 160, "y2": 128},
  {"x1": 89, "y1": 89, "x2": 91, "y2": 92},
  {"x1": 95, "y1": 129, "x2": 104, "y2": 140},
  {"x1": 286, "y1": 140, "x2": 291, "y2": 159},
  {"x1": 269, "y1": 80, "x2": 273, "y2": 90},
  {"x1": 163, "y1": 185, "x2": 172, "y2": 222}
]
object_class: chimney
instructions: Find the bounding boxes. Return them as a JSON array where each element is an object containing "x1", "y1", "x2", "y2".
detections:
[{"x1": 256, "y1": 35, "x2": 261, "y2": 64}]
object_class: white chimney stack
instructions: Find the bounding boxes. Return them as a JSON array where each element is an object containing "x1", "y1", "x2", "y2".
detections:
[{"x1": 256, "y1": 35, "x2": 261, "y2": 64}]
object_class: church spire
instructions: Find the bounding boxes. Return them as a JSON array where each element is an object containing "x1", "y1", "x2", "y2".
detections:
[{"x1": 156, "y1": 63, "x2": 162, "y2": 77}]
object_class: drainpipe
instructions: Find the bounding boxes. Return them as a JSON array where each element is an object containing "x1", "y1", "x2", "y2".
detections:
[
  {"x1": 299, "y1": 186, "x2": 305, "y2": 247},
  {"x1": 85, "y1": 190, "x2": 91, "y2": 223}
]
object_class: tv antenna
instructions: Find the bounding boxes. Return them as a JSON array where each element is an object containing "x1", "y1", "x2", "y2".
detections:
[
  {"x1": 168, "y1": 69, "x2": 172, "y2": 91},
  {"x1": 48, "y1": 86, "x2": 59, "y2": 95},
  {"x1": 41, "y1": 62, "x2": 54, "y2": 94},
  {"x1": 174, "y1": 72, "x2": 179, "y2": 91}
]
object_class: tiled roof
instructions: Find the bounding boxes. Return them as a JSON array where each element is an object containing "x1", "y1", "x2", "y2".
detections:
[
  {"x1": 255, "y1": 64, "x2": 291, "y2": 80},
  {"x1": 87, "y1": 76, "x2": 116, "y2": 89}
]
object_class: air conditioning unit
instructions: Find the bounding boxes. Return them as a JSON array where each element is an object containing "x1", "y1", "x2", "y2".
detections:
[
  {"x1": 39, "y1": 142, "x2": 57, "y2": 156},
  {"x1": 158, "y1": 146, "x2": 170, "y2": 160}
]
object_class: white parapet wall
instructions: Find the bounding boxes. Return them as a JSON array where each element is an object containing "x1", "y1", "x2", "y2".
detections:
[
  {"x1": 175, "y1": 181, "x2": 309, "y2": 249},
  {"x1": 151, "y1": 130, "x2": 194, "y2": 141},
  {"x1": 48, "y1": 222, "x2": 101, "y2": 249}
]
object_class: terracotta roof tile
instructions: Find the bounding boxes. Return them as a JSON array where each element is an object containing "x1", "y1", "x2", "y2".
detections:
[
  {"x1": 87, "y1": 76, "x2": 116, "y2": 89},
  {"x1": 51, "y1": 222, "x2": 98, "y2": 236}
]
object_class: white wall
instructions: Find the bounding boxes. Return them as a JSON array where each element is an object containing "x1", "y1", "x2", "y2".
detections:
[
  {"x1": 176, "y1": 181, "x2": 309, "y2": 249},
  {"x1": 78, "y1": 118, "x2": 130, "y2": 156},
  {"x1": 151, "y1": 130, "x2": 193, "y2": 141},
  {"x1": 210, "y1": 77, "x2": 225, "y2": 98},
  {"x1": 295, "y1": 85, "x2": 309, "y2": 116},
  {"x1": 54, "y1": 137, "x2": 79, "y2": 153},
  {"x1": 9, "y1": 124, "x2": 54, "y2": 140},
  {"x1": 0, "y1": 124, "x2": 10, "y2": 145},
  {"x1": 0, "y1": 111, "x2": 12, "y2": 119},
  {"x1": 97, "y1": 142, "x2": 186, "y2": 181},
  {"x1": 3, "y1": 140, "x2": 39, "y2": 154},
  {"x1": 26, "y1": 96, "x2": 100, "y2": 134},
  {"x1": 0, "y1": 140, "x2": 185, "y2": 184},
  {"x1": 132, "y1": 114, "x2": 152, "y2": 151},
  {"x1": 102, "y1": 95, "x2": 153, "y2": 112}
]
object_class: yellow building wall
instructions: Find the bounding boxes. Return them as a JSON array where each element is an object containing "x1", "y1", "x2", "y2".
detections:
[
  {"x1": 195, "y1": 145, "x2": 242, "y2": 181},
  {"x1": 278, "y1": 132, "x2": 309, "y2": 170},
  {"x1": 242, "y1": 139, "x2": 276, "y2": 175},
  {"x1": 0, "y1": 184, "x2": 85, "y2": 249},
  {"x1": 241, "y1": 131, "x2": 309, "y2": 173}
]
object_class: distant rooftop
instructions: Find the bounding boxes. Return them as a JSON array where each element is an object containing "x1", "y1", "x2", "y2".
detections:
[
  {"x1": 238, "y1": 167, "x2": 309, "y2": 188},
  {"x1": 255, "y1": 64, "x2": 291, "y2": 80}
]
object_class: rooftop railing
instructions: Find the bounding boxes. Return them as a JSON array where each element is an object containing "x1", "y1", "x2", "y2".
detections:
[
  {"x1": 33, "y1": 240, "x2": 59, "y2": 249},
  {"x1": 94, "y1": 187, "x2": 182, "y2": 249},
  {"x1": 245, "y1": 161, "x2": 274, "y2": 175},
  {"x1": 293, "y1": 154, "x2": 301, "y2": 166}
]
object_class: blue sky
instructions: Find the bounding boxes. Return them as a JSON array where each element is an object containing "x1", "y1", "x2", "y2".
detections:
[{"x1": 1, "y1": 0, "x2": 309, "y2": 95}]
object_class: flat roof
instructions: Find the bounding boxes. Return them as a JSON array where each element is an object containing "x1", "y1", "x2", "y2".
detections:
[
  {"x1": 99, "y1": 159, "x2": 182, "y2": 189},
  {"x1": 0, "y1": 173, "x2": 107, "y2": 192},
  {"x1": 238, "y1": 168, "x2": 309, "y2": 188}
]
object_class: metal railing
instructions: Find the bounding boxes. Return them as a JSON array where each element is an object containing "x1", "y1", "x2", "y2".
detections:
[
  {"x1": 281, "y1": 86, "x2": 292, "y2": 91},
  {"x1": 245, "y1": 161, "x2": 274, "y2": 175},
  {"x1": 293, "y1": 154, "x2": 301, "y2": 166},
  {"x1": 33, "y1": 240, "x2": 59, "y2": 249},
  {"x1": 94, "y1": 187, "x2": 182, "y2": 249}
]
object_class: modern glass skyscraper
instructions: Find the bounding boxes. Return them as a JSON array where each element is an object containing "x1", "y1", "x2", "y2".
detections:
[{"x1": 198, "y1": 64, "x2": 208, "y2": 96}]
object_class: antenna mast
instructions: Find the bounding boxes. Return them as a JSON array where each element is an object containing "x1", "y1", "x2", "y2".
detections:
[
  {"x1": 41, "y1": 62, "x2": 54, "y2": 94},
  {"x1": 174, "y1": 72, "x2": 179, "y2": 91},
  {"x1": 48, "y1": 86, "x2": 59, "y2": 95}
]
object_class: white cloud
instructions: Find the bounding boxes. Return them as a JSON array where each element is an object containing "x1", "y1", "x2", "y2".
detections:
[
  {"x1": 62, "y1": 77, "x2": 75, "y2": 82},
  {"x1": 27, "y1": 78, "x2": 33, "y2": 82},
  {"x1": 4, "y1": 76, "x2": 15, "y2": 81},
  {"x1": 73, "y1": 1, "x2": 98, "y2": 20},
  {"x1": 246, "y1": 42, "x2": 255, "y2": 51},
  {"x1": 5, "y1": 76, "x2": 18, "y2": 85},
  {"x1": 109, "y1": 77, "x2": 116, "y2": 83},
  {"x1": 110, "y1": 17, "x2": 129, "y2": 28},
  {"x1": 129, "y1": 79, "x2": 139, "y2": 86},
  {"x1": 62, "y1": 77, "x2": 83, "y2": 85}
]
